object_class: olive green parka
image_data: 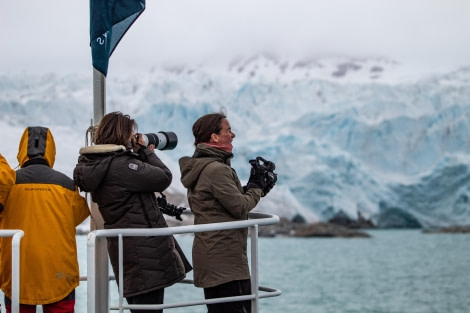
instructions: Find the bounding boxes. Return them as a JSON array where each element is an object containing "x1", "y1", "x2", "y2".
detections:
[{"x1": 179, "y1": 144, "x2": 263, "y2": 288}]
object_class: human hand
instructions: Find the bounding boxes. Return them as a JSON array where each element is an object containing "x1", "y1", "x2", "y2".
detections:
[
  {"x1": 246, "y1": 157, "x2": 277, "y2": 197},
  {"x1": 262, "y1": 173, "x2": 277, "y2": 196},
  {"x1": 132, "y1": 133, "x2": 152, "y2": 152}
]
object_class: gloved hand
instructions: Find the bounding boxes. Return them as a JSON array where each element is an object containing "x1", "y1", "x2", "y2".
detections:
[
  {"x1": 245, "y1": 157, "x2": 278, "y2": 197},
  {"x1": 246, "y1": 179, "x2": 263, "y2": 192},
  {"x1": 262, "y1": 171, "x2": 277, "y2": 196}
]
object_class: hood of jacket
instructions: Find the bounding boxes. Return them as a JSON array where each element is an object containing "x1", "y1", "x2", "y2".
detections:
[
  {"x1": 17, "y1": 126, "x2": 56, "y2": 168},
  {"x1": 73, "y1": 144, "x2": 126, "y2": 193},
  {"x1": 179, "y1": 144, "x2": 233, "y2": 189}
]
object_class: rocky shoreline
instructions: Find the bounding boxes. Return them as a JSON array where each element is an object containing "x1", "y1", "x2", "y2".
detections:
[
  {"x1": 165, "y1": 214, "x2": 372, "y2": 238},
  {"x1": 258, "y1": 218, "x2": 371, "y2": 238},
  {"x1": 422, "y1": 225, "x2": 470, "y2": 234}
]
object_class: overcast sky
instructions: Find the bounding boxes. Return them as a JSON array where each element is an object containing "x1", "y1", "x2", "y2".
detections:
[{"x1": 1, "y1": 0, "x2": 470, "y2": 75}]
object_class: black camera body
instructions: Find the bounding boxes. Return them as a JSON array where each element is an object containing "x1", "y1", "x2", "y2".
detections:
[
  {"x1": 248, "y1": 156, "x2": 277, "y2": 195},
  {"x1": 142, "y1": 131, "x2": 178, "y2": 150},
  {"x1": 250, "y1": 157, "x2": 277, "y2": 185},
  {"x1": 157, "y1": 193, "x2": 186, "y2": 221}
]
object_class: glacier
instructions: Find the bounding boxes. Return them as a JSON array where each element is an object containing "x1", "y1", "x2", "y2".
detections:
[{"x1": 1, "y1": 55, "x2": 470, "y2": 228}]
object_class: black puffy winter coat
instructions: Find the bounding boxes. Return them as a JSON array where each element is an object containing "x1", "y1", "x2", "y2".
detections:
[{"x1": 74, "y1": 144, "x2": 191, "y2": 297}]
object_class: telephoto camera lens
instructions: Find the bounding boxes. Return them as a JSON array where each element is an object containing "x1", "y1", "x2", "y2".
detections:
[{"x1": 142, "y1": 131, "x2": 178, "y2": 150}]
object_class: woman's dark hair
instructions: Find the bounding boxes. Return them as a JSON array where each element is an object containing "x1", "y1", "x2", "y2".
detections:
[
  {"x1": 94, "y1": 111, "x2": 137, "y2": 146},
  {"x1": 192, "y1": 112, "x2": 226, "y2": 145}
]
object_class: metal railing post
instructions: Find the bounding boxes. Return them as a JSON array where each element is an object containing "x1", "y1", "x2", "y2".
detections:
[
  {"x1": 11, "y1": 231, "x2": 24, "y2": 313},
  {"x1": 86, "y1": 232, "x2": 96, "y2": 313},
  {"x1": 87, "y1": 232, "x2": 110, "y2": 313},
  {"x1": 250, "y1": 224, "x2": 260, "y2": 313},
  {"x1": 118, "y1": 234, "x2": 124, "y2": 313},
  {"x1": 0, "y1": 230, "x2": 24, "y2": 313}
]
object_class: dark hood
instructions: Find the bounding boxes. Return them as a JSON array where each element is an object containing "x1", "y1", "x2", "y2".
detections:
[{"x1": 179, "y1": 144, "x2": 233, "y2": 189}]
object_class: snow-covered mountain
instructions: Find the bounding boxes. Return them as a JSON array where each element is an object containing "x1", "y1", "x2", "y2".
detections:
[{"x1": 2, "y1": 55, "x2": 470, "y2": 228}]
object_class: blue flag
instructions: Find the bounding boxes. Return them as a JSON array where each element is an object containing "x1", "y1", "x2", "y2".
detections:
[{"x1": 90, "y1": 0, "x2": 145, "y2": 76}]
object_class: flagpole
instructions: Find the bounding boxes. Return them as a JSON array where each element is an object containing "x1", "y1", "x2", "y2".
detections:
[
  {"x1": 89, "y1": 1, "x2": 146, "y2": 310},
  {"x1": 93, "y1": 67, "x2": 106, "y2": 126},
  {"x1": 91, "y1": 66, "x2": 106, "y2": 231},
  {"x1": 91, "y1": 66, "x2": 109, "y2": 313}
]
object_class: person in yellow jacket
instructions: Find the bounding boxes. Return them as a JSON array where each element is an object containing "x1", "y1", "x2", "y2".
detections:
[
  {"x1": 0, "y1": 153, "x2": 16, "y2": 301},
  {"x1": 0, "y1": 153, "x2": 15, "y2": 204},
  {"x1": 0, "y1": 153, "x2": 15, "y2": 219},
  {"x1": 0, "y1": 127, "x2": 89, "y2": 313}
]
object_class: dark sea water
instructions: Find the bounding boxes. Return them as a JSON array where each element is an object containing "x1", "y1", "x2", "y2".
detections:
[
  {"x1": 2, "y1": 230, "x2": 469, "y2": 313},
  {"x1": 254, "y1": 230, "x2": 470, "y2": 313}
]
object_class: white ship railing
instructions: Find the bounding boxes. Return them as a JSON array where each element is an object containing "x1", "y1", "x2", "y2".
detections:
[
  {"x1": 86, "y1": 212, "x2": 281, "y2": 313},
  {"x1": 0, "y1": 229, "x2": 24, "y2": 313}
]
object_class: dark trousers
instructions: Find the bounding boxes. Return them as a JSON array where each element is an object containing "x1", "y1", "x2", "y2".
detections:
[
  {"x1": 126, "y1": 288, "x2": 165, "y2": 313},
  {"x1": 4, "y1": 290, "x2": 75, "y2": 313},
  {"x1": 204, "y1": 279, "x2": 252, "y2": 313}
]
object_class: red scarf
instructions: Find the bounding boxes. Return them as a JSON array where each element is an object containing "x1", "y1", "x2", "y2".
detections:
[{"x1": 202, "y1": 142, "x2": 233, "y2": 153}]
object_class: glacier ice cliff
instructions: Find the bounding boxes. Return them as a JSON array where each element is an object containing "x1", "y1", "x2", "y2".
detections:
[{"x1": 1, "y1": 56, "x2": 470, "y2": 228}]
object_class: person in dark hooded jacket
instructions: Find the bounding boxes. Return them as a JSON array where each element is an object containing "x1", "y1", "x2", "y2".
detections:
[
  {"x1": 179, "y1": 112, "x2": 275, "y2": 313},
  {"x1": 73, "y1": 111, "x2": 191, "y2": 313}
]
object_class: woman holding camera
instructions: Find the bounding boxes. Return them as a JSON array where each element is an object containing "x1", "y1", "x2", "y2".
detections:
[
  {"x1": 179, "y1": 112, "x2": 274, "y2": 313},
  {"x1": 73, "y1": 111, "x2": 191, "y2": 313}
]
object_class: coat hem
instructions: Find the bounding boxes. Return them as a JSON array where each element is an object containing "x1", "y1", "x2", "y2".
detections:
[
  {"x1": 195, "y1": 275, "x2": 251, "y2": 289},
  {"x1": 123, "y1": 274, "x2": 187, "y2": 298},
  {"x1": 8, "y1": 283, "x2": 78, "y2": 306}
]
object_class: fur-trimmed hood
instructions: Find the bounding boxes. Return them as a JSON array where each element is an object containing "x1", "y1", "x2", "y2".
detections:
[{"x1": 73, "y1": 144, "x2": 126, "y2": 193}]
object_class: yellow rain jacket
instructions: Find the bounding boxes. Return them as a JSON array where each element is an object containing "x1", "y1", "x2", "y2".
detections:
[
  {"x1": 0, "y1": 154, "x2": 15, "y2": 208},
  {"x1": 0, "y1": 127, "x2": 89, "y2": 305},
  {"x1": 0, "y1": 154, "x2": 15, "y2": 288}
]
